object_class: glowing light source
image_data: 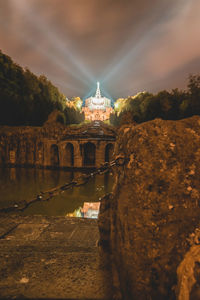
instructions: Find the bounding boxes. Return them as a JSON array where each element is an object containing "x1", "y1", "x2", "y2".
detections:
[
  {"x1": 114, "y1": 102, "x2": 119, "y2": 109},
  {"x1": 82, "y1": 82, "x2": 113, "y2": 121}
]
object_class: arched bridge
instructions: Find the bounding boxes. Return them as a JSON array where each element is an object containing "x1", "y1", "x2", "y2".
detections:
[{"x1": 0, "y1": 121, "x2": 116, "y2": 168}]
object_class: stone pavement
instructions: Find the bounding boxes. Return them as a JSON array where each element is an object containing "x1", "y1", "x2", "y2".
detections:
[{"x1": 0, "y1": 215, "x2": 112, "y2": 299}]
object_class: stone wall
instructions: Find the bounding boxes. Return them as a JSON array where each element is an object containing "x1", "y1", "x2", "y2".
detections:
[
  {"x1": 0, "y1": 123, "x2": 115, "y2": 168},
  {"x1": 98, "y1": 116, "x2": 200, "y2": 299}
]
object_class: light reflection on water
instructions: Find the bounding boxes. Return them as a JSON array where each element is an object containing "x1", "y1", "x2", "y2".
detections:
[
  {"x1": 0, "y1": 167, "x2": 114, "y2": 217},
  {"x1": 66, "y1": 202, "x2": 100, "y2": 219}
]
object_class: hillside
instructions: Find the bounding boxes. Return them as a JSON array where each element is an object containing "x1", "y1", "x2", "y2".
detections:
[{"x1": 0, "y1": 50, "x2": 83, "y2": 126}]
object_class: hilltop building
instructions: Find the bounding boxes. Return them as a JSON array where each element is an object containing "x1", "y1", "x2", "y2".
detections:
[{"x1": 82, "y1": 82, "x2": 113, "y2": 121}]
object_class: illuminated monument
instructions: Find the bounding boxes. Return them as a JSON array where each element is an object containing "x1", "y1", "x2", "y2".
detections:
[{"x1": 82, "y1": 82, "x2": 113, "y2": 121}]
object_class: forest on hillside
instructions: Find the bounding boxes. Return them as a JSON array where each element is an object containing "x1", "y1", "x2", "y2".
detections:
[
  {"x1": 110, "y1": 74, "x2": 200, "y2": 126},
  {"x1": 0, "y1": 50, "x2": 84, "y2": 126},
  {"x1": 1, "y1": 50, "x2": 200, "y2": 128}
]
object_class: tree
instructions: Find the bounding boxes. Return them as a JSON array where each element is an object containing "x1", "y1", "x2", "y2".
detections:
[
  {"x1": 0, "y1": 49, "x2": 83, "y2": 126},
  {"x1": 69, "y1": 97, "x2": 83, "y2": 111},
  {"x1": 110, "y1": 76, "x2": 200, "y2": 126},
  {"x1": 187, "y1": 74, "x2": 200, "y2": 115}
]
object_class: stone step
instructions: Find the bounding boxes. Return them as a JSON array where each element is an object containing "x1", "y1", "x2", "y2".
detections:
[{"x1": 0, "y1": 215, "x2": 112, "y2": 299}]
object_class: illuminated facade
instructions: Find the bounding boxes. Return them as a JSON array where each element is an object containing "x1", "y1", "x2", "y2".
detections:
[{"x1": 82, "y1": 82, "x2": 113, "y2": 121}]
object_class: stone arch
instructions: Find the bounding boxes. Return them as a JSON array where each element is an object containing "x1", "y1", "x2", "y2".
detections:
[
  {"x1": 25, "y1": 141, "x2": 35, "y2": 165},
  {"x1": 37, "y1": 142, "x2": 44, "y2": 165},
  {"x1": 18, "y1": 139, "x2": 26, "y2": 165},
  {"x1": 15, "y1": 142, "x2": 20, "y2": 164},
  {"x1": 105, "y1": 143, "x2": 114, "y2": 163},
  {"x1": 0, "y1": 146, "x2": 5, "y2": 165},
  {"x1": 65, "y1": 143, "x2": 74, "y2": 167},
  {"x1": 50, "y1": 144, "x2": 59, "y2": 166},
  {"x1": 83, "y1": 142, "x2": 96, "y2": 166},
  {"x1": 25, "y1": 142, "x2": 30, "y2": 164},
  {"x1": 38, "y1": 142, "x2": 43, "y2": 150}
]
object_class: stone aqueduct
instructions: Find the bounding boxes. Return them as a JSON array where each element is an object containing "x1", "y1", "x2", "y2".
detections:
[
  {"x1": 0, "y1": 123, "x2": 116, "y2": 168},
  {"x1": 41, "y1": 139, "x2": 115, "y2": 168}
]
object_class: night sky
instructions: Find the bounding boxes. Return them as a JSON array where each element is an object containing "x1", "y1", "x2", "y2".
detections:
[{"x1": 0, "y1": 0, "x2": 199, "y2": 100}]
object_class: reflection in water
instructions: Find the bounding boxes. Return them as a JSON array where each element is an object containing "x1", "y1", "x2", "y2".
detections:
[
  {"x1": 66, "y1": 202, "x2": 100, "y2": 219},
  {"x1": 82, "y1": 202, "x2": 100, "y2": 218},
  {"x1": 0, "y1": 167, "x2": 114, "y2": 217}
]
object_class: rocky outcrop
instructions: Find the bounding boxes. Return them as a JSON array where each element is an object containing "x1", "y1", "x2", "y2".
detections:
[
  {"x1": 176, "y1": 229, "x2": 200, "y2": 300},
  {"x1": 98, "y1": 116, "x2": 200, "y2": 299}
]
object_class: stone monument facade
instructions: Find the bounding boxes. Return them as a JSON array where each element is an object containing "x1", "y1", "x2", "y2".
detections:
[{"x1": 82, "y1": 82, "x2": 113, "y2": 121}]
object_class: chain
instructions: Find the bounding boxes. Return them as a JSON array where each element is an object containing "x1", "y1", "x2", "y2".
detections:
[{"x1": 0, "y1": 156, "x2": 126, "y2": 213}]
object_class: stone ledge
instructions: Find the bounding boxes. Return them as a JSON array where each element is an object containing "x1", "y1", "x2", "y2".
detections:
[{"x1": 0, "y1": 215, "x2": 112, "y2": 299}]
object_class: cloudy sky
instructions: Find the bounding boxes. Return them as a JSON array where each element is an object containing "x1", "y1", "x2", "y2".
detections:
[{"x1": 0, "y1": 0, "x2": 199, "y2": 99}]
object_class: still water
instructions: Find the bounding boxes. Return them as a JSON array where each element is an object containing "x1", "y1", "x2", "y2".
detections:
[{"x1": 0, "y1": 167, "x2": 114, "y2": 218}]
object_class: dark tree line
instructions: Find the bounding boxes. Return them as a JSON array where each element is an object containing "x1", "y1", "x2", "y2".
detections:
[
  {"x1": 64, "y1": 105, "x2": 84, "y2": 125},
  {"x1": 110, "y1": 74, "x2": 200, "y2": 126},
  {"x1": 0, "y1": 50, "x2": 84, "y2": 126}
]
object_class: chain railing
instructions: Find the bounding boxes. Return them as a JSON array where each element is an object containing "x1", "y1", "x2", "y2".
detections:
[{"x1": 0, "y1": 156, "x2": 126, "y2": 213}]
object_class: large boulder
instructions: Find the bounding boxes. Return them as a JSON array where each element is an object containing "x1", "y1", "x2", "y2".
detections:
[{"x1": 98, "y1": 116, "x2": 200, "y2": 299}]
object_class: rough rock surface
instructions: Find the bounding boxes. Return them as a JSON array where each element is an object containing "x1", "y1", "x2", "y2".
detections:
[{"x1": 98, "y1": 116, "x2": 200, "y2": 300}]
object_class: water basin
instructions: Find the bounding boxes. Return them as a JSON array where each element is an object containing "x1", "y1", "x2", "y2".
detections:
[{"x1": 0, "y1": 167, "x2": 114, "y2": 218}]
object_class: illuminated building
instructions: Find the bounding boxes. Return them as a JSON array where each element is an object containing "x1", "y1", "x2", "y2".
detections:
[{"x1": 82, "y1": 82, "x2": 113, "y2": 121}]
